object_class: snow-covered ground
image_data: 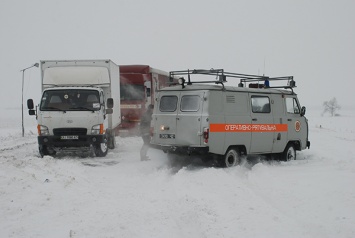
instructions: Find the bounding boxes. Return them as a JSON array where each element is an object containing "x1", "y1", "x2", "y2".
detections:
[{"x1": 1, "y1": 108, "x2": 354, "y2": 238}]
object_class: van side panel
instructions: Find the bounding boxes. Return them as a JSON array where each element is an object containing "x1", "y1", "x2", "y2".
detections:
[
  {"x1": 209, "y1": 91, "x2": 251, "y2": 155},
  {"x1": 207, "y1": 91, "x2": 225, "y2": 155},
  {"x1": 271, "y1": 93, "x2": 288, "y2": 153},
  {"x1": 224, "y1": 92, "x2": 251, "y2": 154}
]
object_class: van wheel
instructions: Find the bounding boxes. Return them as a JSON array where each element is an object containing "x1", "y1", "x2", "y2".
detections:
[
  {"x1": 95, "y1": 143, "x2": 108, "y2": 157},
  {"x1": 220, "y1": 148, "x2": 241, "y2": 167},
  {"x1": 282, "y1": 143, "x2": 296, "y2": 161}
]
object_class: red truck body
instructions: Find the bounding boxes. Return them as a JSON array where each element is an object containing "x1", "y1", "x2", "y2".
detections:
[{"x1": 117, "y1": 65, "x2": 176, "y2": 136}]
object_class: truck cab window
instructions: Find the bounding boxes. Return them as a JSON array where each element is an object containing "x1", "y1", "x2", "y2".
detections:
[
  {"x1": 160, "y1": 96, "x2": 178, "y2": 112},
  {"x1": 181, "y1": 95, "x2": 200, "y2": 112},
  {"x1": 40, "y1": 90, "x2": 101, "y2": 111},
  {"x1": 286, "y1": 97, "x2": 300, "y2": 114},
  {"x1": 251, "y1": 96, "x2": 270, "y2": 113}
]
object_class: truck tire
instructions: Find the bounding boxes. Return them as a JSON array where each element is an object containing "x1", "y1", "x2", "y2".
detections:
[
  {"x1": 39, "y1": 145, "x2": 56, "y2": 158},
  {"x1": 94, "y1": 143, "x2": 108, "y2": 157},
  {"x1": 282, "y1": 143, "x2": 296, "y2": 161},
  {"x1": 108, "y1": 135, "x2": 115, "y2": 149},
  {"x1": 220, "y1": 148, "x2": 241, "y2": 167}
]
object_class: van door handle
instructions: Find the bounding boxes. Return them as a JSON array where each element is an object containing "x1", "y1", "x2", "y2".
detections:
[
  {"x1": 176, "y1": 117, "x2": 179, "y2": 120},
  {"x1": 288, "y1": 119, "x2": 292, "y2": 121},
  {"x1": 252, "y1": 118, "x2": 257, "y2": 121}
]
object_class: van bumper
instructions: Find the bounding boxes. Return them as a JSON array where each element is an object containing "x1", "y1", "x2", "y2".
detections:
[
  {"x1": 151, "y1": 144, "x2": 209, "y2": 155},
  {"x1": 38, "y1": 135, "x2": 107, "y2": 148}
]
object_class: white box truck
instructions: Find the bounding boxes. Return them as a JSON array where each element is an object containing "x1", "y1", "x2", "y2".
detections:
[
  {"x1": 27, "y1": 60, "x2": 121, "y2": 157},
  {"x1": 151, "y1": 69, "x2": 310, "y2": 167}
]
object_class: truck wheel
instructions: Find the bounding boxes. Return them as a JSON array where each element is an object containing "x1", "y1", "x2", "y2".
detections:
[
  {"x1": 108, "y1": 135, "x2": 115, "y2": 149},
  {"x1": 282, "y1": 143, "x2": 296, "y2": 161},
  {"x1": 39, "y1": 145, "x2": 48, "y2": 158},
  {"x1": 95, "y1": 143, "x2": 108, "y2": 157},
  {"x1": 220, "y1": 148, "x2": 240, "y2": 167},
  {"x1": 39, "y1": 145, "x2": 56, "y2": 158}
]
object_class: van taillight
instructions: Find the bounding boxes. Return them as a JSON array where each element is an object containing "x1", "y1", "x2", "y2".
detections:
[{"x1": 203, "y1": 128, "x2": 209, "y2": 144}]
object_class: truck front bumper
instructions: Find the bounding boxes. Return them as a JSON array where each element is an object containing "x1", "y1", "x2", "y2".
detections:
[{"x1": 38, "y1": 134, "x2": 107, "y2": 148}]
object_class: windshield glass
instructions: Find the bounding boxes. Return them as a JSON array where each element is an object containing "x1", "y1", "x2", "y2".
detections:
[
  {"x1": 40, "y1": 89, "x2": 101, "y2": 111},
  {"x1": 120, "y1": 84, "x2": 145, "y2": 101}
]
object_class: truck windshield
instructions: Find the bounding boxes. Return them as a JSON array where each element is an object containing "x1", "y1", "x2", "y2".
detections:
[
  {"x1": 120, "y1": 84, "x2": 145, "y2": 101},
  {"x1": 40, "y1": 89, "x2": 101, "y2": 112}
]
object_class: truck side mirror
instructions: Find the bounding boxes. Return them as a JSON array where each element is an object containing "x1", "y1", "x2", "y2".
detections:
[
  {"x1": 29, "y1": 110, "x2": 36, "y2": 116},
  {"x1": 107, "y1": 98, "x2": 114, "y2": 109},
  {"x1": 300, "y1": 106, "x2": 306, "y2": 116},
  {"x1": 106, "y1": 108, "x2": 113, "y2": 114},
  {"x1": 27, "y1": 99, "x2": 34, "y2": 109}
]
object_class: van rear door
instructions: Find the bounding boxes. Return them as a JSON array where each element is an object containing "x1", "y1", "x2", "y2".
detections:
[
  {"x1": 153, "y1": 92, "x2": 179, "y2": 145},
  {"x1": 175, "y1": 92, "x2": 205, "y2": 146}
]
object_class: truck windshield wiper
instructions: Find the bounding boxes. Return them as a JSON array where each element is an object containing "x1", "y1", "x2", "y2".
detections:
[
  {"x1": 71, "y1": 106, "x2": 95, "y2": 112},
  {"x1": 43, "y1": 106, "x2": 66, "y2": 112}
]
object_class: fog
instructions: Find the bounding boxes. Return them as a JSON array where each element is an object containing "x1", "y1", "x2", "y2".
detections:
[{"x1": 1, "y1": 0, "x2": 354, "y2": 112}]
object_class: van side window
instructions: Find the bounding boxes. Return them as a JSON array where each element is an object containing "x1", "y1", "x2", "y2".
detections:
[
  {"x1": 251, "y1": 96, "x2": 270, "y2": 113},
  {"x1": 160, "y1": 96, "x2": 178, "y2": 112},
  {"x1": 181, "y1": 95, "x2": 200, "y2": 112},
  {"x1": 286, "y1": 97, "x2": 300, "y2": 114}
]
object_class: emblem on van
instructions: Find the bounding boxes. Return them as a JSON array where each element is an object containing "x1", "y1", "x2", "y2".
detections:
[{"x1": 295, "y1": 120, "x2": 301, "y2": 132}]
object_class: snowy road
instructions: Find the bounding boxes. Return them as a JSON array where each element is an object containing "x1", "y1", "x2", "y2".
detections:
[{"x1": 1, "y1": 110, "x2": 355, "y2": 238}]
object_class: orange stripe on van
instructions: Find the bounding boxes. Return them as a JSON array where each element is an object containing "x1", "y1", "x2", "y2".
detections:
[{"x1": 210, "y1": 124, "x2": 288, "y2": 132}]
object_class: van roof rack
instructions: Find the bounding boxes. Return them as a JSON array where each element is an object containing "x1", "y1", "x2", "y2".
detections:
[{"x1": 169, "y1": 68, "x2": 296, "y2": 91}]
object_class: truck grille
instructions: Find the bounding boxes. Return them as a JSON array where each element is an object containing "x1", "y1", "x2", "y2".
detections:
[{"x1": 53, "y1": 128, "x2": 87, "y2": 136}]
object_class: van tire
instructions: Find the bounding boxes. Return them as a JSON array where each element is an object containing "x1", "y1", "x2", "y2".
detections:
[
  {"x1": 220, "y1": 148, "x2": 241, "y2": 167},
  {"x1": 95, "y1": 143, "x2": 108, "y2": 157},
  {"x1": 282, "y1": 143, "x2": 296, "y2": 161}
]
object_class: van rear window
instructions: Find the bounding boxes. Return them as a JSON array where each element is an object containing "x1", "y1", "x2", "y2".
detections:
[
  {"x1": 181, "y1": 95, "x2": 200, "y2": 112},
  {"x1": 160, "y1": 96, "x2": 178, "y2": 112}
]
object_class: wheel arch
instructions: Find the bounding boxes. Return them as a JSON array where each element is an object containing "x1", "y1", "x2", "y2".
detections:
[{"x1": 224, "y1": 144, "x2": 247, "y2": 156}]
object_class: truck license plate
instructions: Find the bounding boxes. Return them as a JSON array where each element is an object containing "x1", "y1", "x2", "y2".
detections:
[
  {"x1": 60, "y1": 135, "x2": 79, "y2": 140},
  {"x1": 159, "y1": 134, "x2": 175, "y2": 139}
]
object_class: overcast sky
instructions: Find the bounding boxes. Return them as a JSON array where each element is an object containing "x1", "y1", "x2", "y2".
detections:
[{"x1": 1, "y1": 0, "x2": 354, "y2": 111}]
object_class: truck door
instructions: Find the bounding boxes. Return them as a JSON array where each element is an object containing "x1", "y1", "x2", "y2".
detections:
[
  {"x1": 176, "y1": 92, "x2": 205, "y2": 146},
  {"x1": 249, "y1": 95, "x2": 274, "y2": 153}
]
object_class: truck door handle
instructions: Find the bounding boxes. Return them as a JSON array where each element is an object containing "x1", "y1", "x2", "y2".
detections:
[
  {"x1": 176, "y1": 117, "x2": 179, "y2": 120},
  {"x1": 252, "y1": 118, "x2": 257, "y2": 121},
  {"x1": 288, "y1": 119, "x2": 292, "y2": 121}
]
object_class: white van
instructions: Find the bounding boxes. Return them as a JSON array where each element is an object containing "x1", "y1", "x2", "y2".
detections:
[{"x1": 151, "y1": 69, "x2": 310, "y2": 167}]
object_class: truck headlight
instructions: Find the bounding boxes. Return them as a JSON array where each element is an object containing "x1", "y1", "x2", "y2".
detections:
[
  {"x1": 91, "y1": 124, "x2": 104, "y2": 135},
  {"x1": 37, "y1": 125, "x2": 49, "y2": 136}
]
